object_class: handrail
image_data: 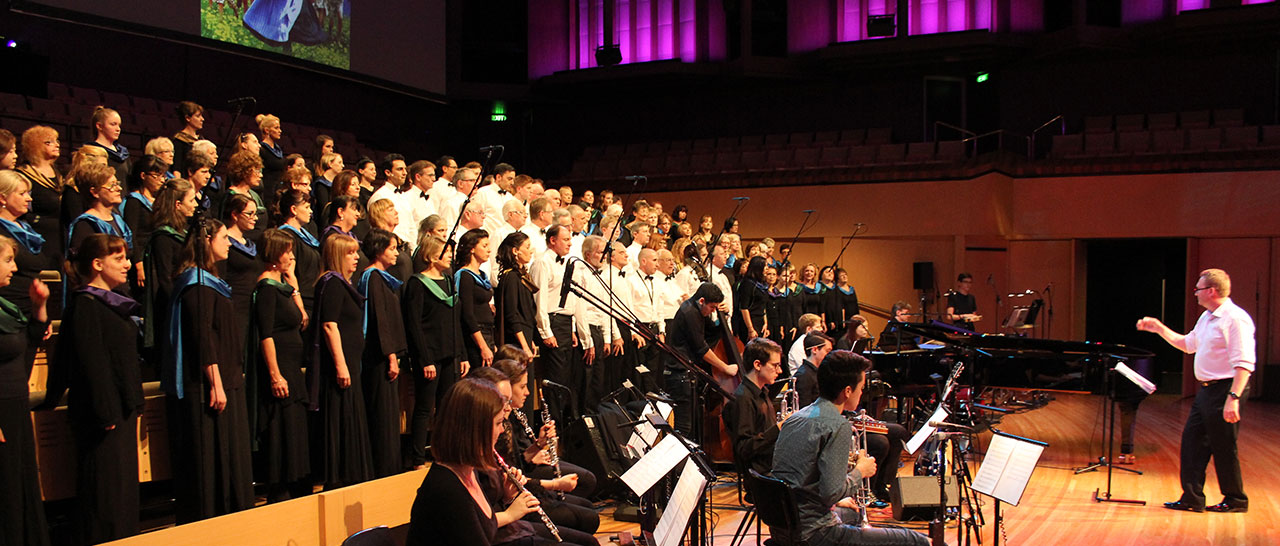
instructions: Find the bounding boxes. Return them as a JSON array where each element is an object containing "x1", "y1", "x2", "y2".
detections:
[
  {"x1": 934, "y1": 121, "x2": 976, "y2": 142},
  {"x1": 963, "y1": 129, "x2": 1032, "y2": 158},
  {"x1": 1030, "y1": 115, "x2": 1066, "y2": 158}
]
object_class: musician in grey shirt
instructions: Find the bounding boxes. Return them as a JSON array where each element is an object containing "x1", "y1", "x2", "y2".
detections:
[{"x1": 771, "y1": 351, "x2": 928, "y2": 546}]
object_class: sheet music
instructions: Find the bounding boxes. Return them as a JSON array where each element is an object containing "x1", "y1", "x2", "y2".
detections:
[
  {"x1": 972, "y1": 433, "x2": 1045, "y2": 506},
  {"x1": 620, "y1": 434, "x2": 690, "y2": 496},
  {"x1": 906, "y1": 406, "x2": 949, "y2": 454},
  {"x1": 654, "y1": 460, "x2": 708, "y2": 546},
  {"x1": 1115, "y1": 362, "x2": 1157, "y2": 394}
]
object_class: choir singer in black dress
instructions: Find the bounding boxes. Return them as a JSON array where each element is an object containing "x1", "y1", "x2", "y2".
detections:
[
  {"x1": 61, "y1": 234, "x2": 144, "y2": 543},
  {"x1": 457, "y1": 229, "x2": 496, "y2": 367},
  {"x1": 276, "y1": 189, "x2": 321, "y2": 316},
  {"x1": 250, "y1": 229, "x2": 311, "y2": 502},
  {"x1": 495, "y1": 232, "x2": 538, "y2": 360},
  {"x1": 310, "y1": 233, "x2": 374, "y2": 488},
  {"x1": 357, "y1": 229, "x2": 408, "y2": 478},
  {"x1": 164, "y1": 218, "x2": 254, "y2": 523},
  {"x1": 0, "y1": 235, "x2": 50, "y2": 546}
]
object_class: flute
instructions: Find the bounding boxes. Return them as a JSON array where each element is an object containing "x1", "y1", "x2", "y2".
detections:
[{"x1": 494, "y1": 451, "x2": 562, "y2": 542}]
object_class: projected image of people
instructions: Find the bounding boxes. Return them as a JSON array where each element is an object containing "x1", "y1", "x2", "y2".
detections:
[{"x1": 201, "y1": 0, "x2": 351, "y2": 70}]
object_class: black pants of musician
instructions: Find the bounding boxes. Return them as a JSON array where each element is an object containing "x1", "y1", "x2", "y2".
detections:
[
  {"x1": 807, "y1": 519, "x2": 930, "y2": 546},
  {"x1": 665, "y1": 369, "x2": 693, "y2": 437},
  {"x1": 529, "y1": 460, "x2": 599, "y2": 499},
  {"x1": 538, "y1": 314, "x2": 578, "y2": 422},
  {"x1": 866, "y1": 423, "x2": 909, "y2": 499},
  {"x1": 583, "y1": 325, "x2": 609, "y2": 413},
  {"x1": 1178, "y1": 379, "x2": 1247, "y2": 509},
  {"x1": 636, "y1": 323, "x2": 663, "y2": 394}
]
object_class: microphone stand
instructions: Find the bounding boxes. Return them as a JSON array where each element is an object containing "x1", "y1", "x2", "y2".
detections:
[
  {"x1": 707, "y1": 196, "x2": 751, "y2": 252},
  {"x1": 440, "y1": 145, "x2": 502, "y2": 258},
  {"x1": 777, "y1": 208, "x2": 814, "y2": 271},
  {"x1": 826, "y1": 222, "x2": 866, "y2": 273}
]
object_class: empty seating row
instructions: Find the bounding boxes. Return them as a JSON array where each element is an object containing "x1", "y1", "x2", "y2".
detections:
[
  {"x1": 583, "y1": 128, "x2": 896, "y2": 160},
  {"x1": 1082, "y1": 109, "x2": 1245, "y2": 134},
  {"x1": 569, "y1": 141, "x2": 965, "y2": 181},
  {"x1": 1052, "y1": 125, "x2": 1280, "y2": 157}
]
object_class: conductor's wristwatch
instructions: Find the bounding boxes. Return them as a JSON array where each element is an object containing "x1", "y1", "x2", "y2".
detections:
[{"x1": 1228, "y1": 391, "x2": 1241, "y2": 400}]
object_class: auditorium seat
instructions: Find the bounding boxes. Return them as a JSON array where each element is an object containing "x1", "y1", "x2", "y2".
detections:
[
  {"x1": 664, "y1": 153, "x2": 691, "y2": 175},
  {"x1": 46, "y1": 82, "x2": 72, "y2": 102},
  {"x1": 602, "y1": 143, "x2": 626, "y2": 157},
  {"x1": 792, "y1": 147, "x2": 820, "y2": 168},
  {"x1": 740, "y1": 149, "x2": 768, "y2": 171},
  {"x1": 813, "y1": 130, "x2": 839, "y2": 144},
  {"x1": 713, "y1": 150, "x2": 742, "y2": 173},
  {"x1": 817, "y1": 146, "x2": 848, "y2": 168},
  {"x1": 688, "y1": 152, "x2": 716, "y2": 174},
  {"x1": 28, "y1": 97, "x2": 72, "y2": 123},
  {"x1": 905, "y1": 141, "x2": 935, "y2": 162},
  {"x1": 1213, "y1": 108, "x2": 1244, "y2": 127},
  {"x1": 1115, "y1": 114, "x2": 1145, "y2": 132},
  {"x1": 624, "y1": 142, "x2": 647, "y2": 156},
  {"x1": 715, "y1": 136, "x2": 740, "y2": 150},
  {"x1": 1186, "y1": 127, "x2": 1223, "y2": 151},
  {"x1": 763, "y1": 133, "x2": 789, "y2": 149},
  {"x1": 764, "y1": 148, "x2": 793, "y2": 170},
  {"x1": 132, "y1": 97, "x2": 161, "y2": 115},
  {"x1": 935, "y1": 140, "x2": 965, "y2": 161},
  {"x1": 568, "y1": 159, "x2": 592, "y2": 180},
  {"x1": 65, "y1": 103, "x2": 96, "y2": 127},
  {"x1": 590, "y1": 158, "x2": 618, "y2": 179},
  {"x1": 864, "y1": 128, "x2": 892, "y2": 145},
  {"x1": 1259, "y1": 126, "x2": 1280, "y2": 148},
  {"x1": 875, "y1": 143, "x2": 904, "y2": 164},
  {"x1": 67, "y1": 85, "x2": 100, "y2": 105},
  {"x1": 1150, "y1": 129, "x2": 1186, "y2": 153},
  {"x1": 639, "y1": 155, "x2": 667, "y2": 174},
  {"x1": 644, "y1": 141, "x2": 669, "y2": 154},
  {"x1": 1083, "y1": 115, "x2": 1112, "y2": 133},
  {"x1": 0, "y1": 92, "x2": 27, "y2": 113},
  {"x1": 101, "y1": 91, "x2": 131, "y2": 110},
  {"x1": 1117, "y1": 131, "x2": 1151, "y2": 153},
  {"x1": 1082, "y1": 132, "x2": 1116, "y2": 155},
  {"x1": 692, "y1": 137, "x2": 716, "y2": 150},
  {"x1": 847, "y1": 144, "x2": 876, "y2": 165},
  {"x1": 616, "y1": 157, "x2": 641, "y2": 177},
  {"x1": 738, "y1": 135, "x2": 764, "y2": 150},
  {"x1": 1148, "y1": 112, "x2": 1177, "y2": 130},
  {"x1": 839, "y1": 128, "x2": 865, "y2": 145},
  {"x1": 789, "y1": 132, "x2": 814, "y2": 148},
  {"x1": 1221, "y1": 126, "x2": 1257, "y2": 149},
  {"x1": 669, "y1": 139, "x2": 694, "y2": 153},
  {"x1": 1180, "y1": 110, "x2": 1210, "y2": 129},
  {"x1": 1049, "y1": 134, "x2": 1082, "y2": 158},
  {"x1": 581, "y1": 144, "x2": 605, "y2": 159}
]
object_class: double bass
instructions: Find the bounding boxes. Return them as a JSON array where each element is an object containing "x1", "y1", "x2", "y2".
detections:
[{"x1": 695, "y1": 259, "x2": 743, "y2": 463}]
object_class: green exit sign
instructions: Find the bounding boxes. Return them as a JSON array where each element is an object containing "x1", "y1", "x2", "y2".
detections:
[
  {"x1": 490, "y1": 114, "x2": 507, "y2": 122},
  {"x1": 975, "y1": 72, "x2": 989, "y2": 83}
]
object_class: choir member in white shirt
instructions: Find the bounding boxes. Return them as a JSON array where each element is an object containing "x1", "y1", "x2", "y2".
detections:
[
  {"x1": 629, "y1": 248, "x2": 666, "y2": 393},
  {"x1": 528, "y1": 225, "x2": 594, "y2": 418},
  {"x1": 520, "y1": 197, "x2": 553, "y2": 258},
  {"x1": 577, "y1": 235, "x2": 621, "y2": 412},
  {"x1": 625, "y1": 221, "x2": 651, "y2": 265},
  {"x1": 451, "y1": 201, "x2": 485, "y2": 244},
  {"x1": 474, "y1": 163, "x2": 517, "y2": 236},
  {"x1": 396, "y1": 160, "x2": 436, "y2": 250},
  {"x1": 435, "y1": 167, "x2": 478, "y2": 232}
]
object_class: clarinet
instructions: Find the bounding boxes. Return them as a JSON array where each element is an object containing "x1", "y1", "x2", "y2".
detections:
[
  {"x1": 495, "y1": 450, "x2": 562, "y2": 542},
  {"x1": 540, "y1": 404, "x2": 566, "y2": 500},
  {"x1": 514, "y1": 409, "x2": 565, "y2": 500}
]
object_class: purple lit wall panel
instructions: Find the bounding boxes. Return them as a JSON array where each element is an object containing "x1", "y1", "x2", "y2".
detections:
[
  {"x1": 618, "y1": 0, "x2": 632, "y2": 63},
  {"x1": 658, "y1": 0, "x2": 675, "y2": 58},
  {"x1": 528, "y1": 0, "x2": 569, "y2": 78},
  {"x1": 708, "y1": 0, "x2": 726, "y2": 60},
  {"x1": 791, "y1": 0, "x2": 836, "y2": 52},
  {"x1": 912, "y1": 0, "x2": 940, "y2": 34},
  {"x1": 1009, "y1": 0, "x2": 1042, "y2": 31},
  {"x1": 679, "y1": 0, "x2": 697, "y2": 60},
  {"x1": 636, "y1": 0, "x2": 653, "y2": 62},
  {"x1": 1177, "y1": 0, "x2": 1206, "y2": 11}
]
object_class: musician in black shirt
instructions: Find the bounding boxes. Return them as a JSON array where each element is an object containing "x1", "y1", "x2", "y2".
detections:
[
  {"x1": 666, "y1": 282, "x2": 737, "y2": 435},
  {"x1": 945, "y1": 273, "x2": 980, "y2": 332},
  {"x1": 724, "y1": 338, "x2": 784, "y2": 476}
]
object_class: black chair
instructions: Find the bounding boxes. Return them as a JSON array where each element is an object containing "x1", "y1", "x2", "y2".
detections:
[
  {"x1": 747, "y1": 469, "x2": 807, "y2": 546},
  {"x1": 342, "y1": 525, "x2": 395, "y2": 546}
]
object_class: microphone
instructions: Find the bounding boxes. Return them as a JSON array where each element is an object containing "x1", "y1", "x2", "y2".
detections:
[
  {"x1": 855, "y1": 222, "x2": 866, "y2": 226},
  {"x1": 732, "y1": 196, "x2": 750, "y2": 201},
  {"x1": 623, "y1": 175, "x2": 647, "y2": 181},
  {"x1": 558, "y1": 256, "x2": 576, "y2": 308},
  {"x1": 226, "y1": 96, "x2": 256, "y2": 104},
  {"x1": 479, "y1": 145, "x2": 504, "y2": 152},
  {"x1": 801, "y1": 209, "x2": 816, "y2": 213},
  {"x1": 542, "y1": 379, "x2": 572, "y2": 393},
  {"x1": 929, "y1": 420, "x2": 976, "y2": 433}
]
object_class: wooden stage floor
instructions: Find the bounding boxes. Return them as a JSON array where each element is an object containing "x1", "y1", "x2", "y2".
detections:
[{"x1": 594, "y1": 392, "x2": 1280, "y2": 545}]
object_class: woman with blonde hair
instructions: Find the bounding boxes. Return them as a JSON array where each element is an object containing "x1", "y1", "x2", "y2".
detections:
[
  {"x1": 0, "y1": 171, "x2": 49, "y2": 317},
  {"x1": 312, "y1": 151, "x2": 343, "y2": 210},
  {"x1": 15, "y1": 126, "x2": 62, "y2": 258},
  {"x1": 365, "y1": 198, "x2": 411, "y2": 280},
  {"x1": 144, "y1": 137, "x2": 177, "y2": 179},
  {"x1": 310, "y1": 232, "x2": 373, "y2": 487},
  {"x1": 60, "y1": 144, "x2": 109, "y2": 232},
  {"x1": 256, "y1": 114, "x2": 287, "y2": 190},
  {"x1": 68, "y1": 163, "x2": 131, "y2": 259},
  {"x1": 86, "y1": 106, "x2": 131, "y2": 182}
]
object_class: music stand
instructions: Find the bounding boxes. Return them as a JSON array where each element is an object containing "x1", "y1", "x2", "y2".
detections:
[{"x1": 1073, "y1": 358, "x2": 1145, "y2": 505}]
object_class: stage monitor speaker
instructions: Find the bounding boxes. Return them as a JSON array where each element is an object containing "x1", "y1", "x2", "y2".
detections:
[
  {"x1": 913, "y1": 262, "x2": 934, "y2": 291},
  {"x1": 564, "y1": 412, "x2": 630, "y2": 499},
  {"x1": 867, "y1": 14, "x2": 897, "y2": 37},
  {"x1": 890, "y1": 475, "x2": 959, "y2": 521}
]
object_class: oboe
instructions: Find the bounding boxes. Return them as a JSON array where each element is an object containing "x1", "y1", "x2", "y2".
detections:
[
  {"x1": 494, "y1": 451, "x2": 562, "y2": 542},
  {"x1": 540, "y1": 404, "x2": 566, "y2": 500}
]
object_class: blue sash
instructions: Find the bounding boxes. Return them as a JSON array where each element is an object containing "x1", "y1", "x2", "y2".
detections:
[{"x1": 163, "y1": 268, "x2": 232, "y2": 399}]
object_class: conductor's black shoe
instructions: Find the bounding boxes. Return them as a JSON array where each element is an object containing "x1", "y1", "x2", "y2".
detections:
[
  {"x1": 1162, "y1": 501, "x2": 1205, "y2": 513},
  {"x1": 1206, "y1": 502, "x2": 1247, "y2": 513}
]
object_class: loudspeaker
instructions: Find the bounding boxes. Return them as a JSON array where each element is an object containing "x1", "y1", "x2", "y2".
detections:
[
  {"x1": 867, "y1": 14, "x2": 897, "y2": 37},
  {"x1": 912, "y1": 262, "x2": 934, "y2": 291},
  {"x1": 563, "y1": 412, "x2": 629, "y2": 499},
  {"x1": 890, "y1": 476, "x2": 959, "y2": 521}
]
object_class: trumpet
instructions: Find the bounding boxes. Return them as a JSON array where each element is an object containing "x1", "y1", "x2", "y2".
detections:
[
  {"x1": 495, "y1": 450, "x2": 563, "y2": 542},
  {"x1": 777, "y1": 376, "x2": 799, "y2": 423},
  {"x1": 848, "y1": 410, "x2": 885, "y2": 529}
]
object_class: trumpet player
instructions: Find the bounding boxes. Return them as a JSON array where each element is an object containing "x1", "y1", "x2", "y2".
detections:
[
  {"x1": 725, "y1": 338, "x2": 786, "y2": 477},
  {"x1": 772, "y1": 351, "x2": 929, "y2": 546}
]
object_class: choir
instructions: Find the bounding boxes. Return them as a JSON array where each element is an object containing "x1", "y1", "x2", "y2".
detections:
[{"x1": 0, "y1": 105, "x2": 873, "y2": 545}]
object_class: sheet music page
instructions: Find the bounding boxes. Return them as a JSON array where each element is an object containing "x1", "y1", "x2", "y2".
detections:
[
  {"x1": 973, "y1": 434, "x2": 1045, "y2": 506},
  {"x1": 654, "y1": 460, "x2": 708, "y2": 546},
  {"x1": 906, "y1": 406, "x2": 949, "y2": 454},
  {"x1": 620, "y1": 434, "x2": 690, "y2": 496},
  {"x1": 1115, "y1": 362, "x2": 1157, "y2": 394}
]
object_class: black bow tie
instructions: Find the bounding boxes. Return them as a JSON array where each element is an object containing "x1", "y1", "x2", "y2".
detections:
[
  {"x1": 540, "y1": 228, "x2": 547, "y2": 235},
  {"x1": 645, "y1": 275, "x2": 654, "y2": 281},
  {"x1": 555, "y1": 255, "x2": 565, "y2": 264},
  {"x1": 663, "y1": 275, "x2": 673, "y2": 281},
  {"x1": 498, "y1": 189, "x2": 508, "y2": 195},
  {"x1": 618, "y1": 271, "x2": 627, "y2": 278}
]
